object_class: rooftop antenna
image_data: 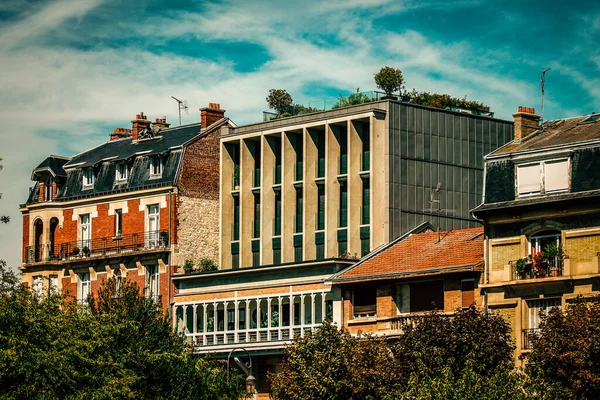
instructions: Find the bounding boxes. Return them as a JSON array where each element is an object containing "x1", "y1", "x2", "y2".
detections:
[
  {"x1": 423, "y1": 183, "x2": 456, "y2": 242},
  {"x1": 171, "y1": 96, "x2": 188, "y2": 126},
  {"x1": 540, "y1": 68, "x2": 551, "y2": 125}
]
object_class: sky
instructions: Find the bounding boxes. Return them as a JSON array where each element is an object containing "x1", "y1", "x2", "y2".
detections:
[{"x1": 0, "y1": 0, "x2": 599, "y2": 270}]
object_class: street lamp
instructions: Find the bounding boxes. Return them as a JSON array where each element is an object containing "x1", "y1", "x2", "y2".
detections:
[{"x1": 245, "y1": 374, "x2": 256, "y2": 394}]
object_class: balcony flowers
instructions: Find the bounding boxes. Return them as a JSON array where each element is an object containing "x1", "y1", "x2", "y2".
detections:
[{"x1": 515, "y1": 256, "x2": 533, "y2": 279}]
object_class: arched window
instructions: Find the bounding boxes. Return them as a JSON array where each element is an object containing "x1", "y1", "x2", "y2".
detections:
[{"x1": 529, "y1": 230, "x2": 561, "y2": 257}]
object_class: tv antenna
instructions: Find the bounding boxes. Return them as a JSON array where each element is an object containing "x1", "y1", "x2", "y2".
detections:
[
  {"x1": 423, "y1": 183, "x2": 456, "y2": 242},
  {"x1": 171, "y1": 96, "x2": 188, "y2": 126},
  {"x1": 540, "y1": 68, "x2": 551, "y2": 125}
]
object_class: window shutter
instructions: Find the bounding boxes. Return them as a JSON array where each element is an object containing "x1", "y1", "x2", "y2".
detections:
[
  {"x1": 544, "y1": 160, "x2": 569, "y2": 192},
  {"x1": 517, "y1": 164, "x2": 541, "y2": 195}
]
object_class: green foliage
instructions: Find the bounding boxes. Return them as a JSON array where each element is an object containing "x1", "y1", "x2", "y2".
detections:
[
  {"x1": 184, "y1": 259, "x2": 194, "y2": 273},
  {"x1": 515, "y1": 256, "x2": 533, "y2": 277},
  {"x1": 266, "y1": 89, "x2": 293, "y2": 115},
  {"x1": 400, "y1": 89, "x2": 489, "y2": 111},
  {"x1": 526, "y1": 296, "x2": 600, "y2": 399},
  {"x1": 332, "y1": 88, "x2": 374, "y2": 109},
  {"x1": 198, "y1": 258, "x2": 218, "y2": 272},
  {"x1": 0, "y1": 265, "x2": 247, "y2": 399},
  {"x1": 269, "y1": 320, "x2": 400, "y2": 400},
  {"x1": 374, "y1": 66, "x2": 404, "y2": 96}
]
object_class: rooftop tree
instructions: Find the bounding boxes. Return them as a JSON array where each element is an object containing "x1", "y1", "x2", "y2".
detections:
[
  {"x1": 374, "y1": 66, "x2": 404, "y2": 98},
  {"x1": 266, "y1": 89, "x2": 293, "y2": 116}
]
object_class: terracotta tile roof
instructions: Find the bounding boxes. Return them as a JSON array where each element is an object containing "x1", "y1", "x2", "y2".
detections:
[
  {"x1": 492, "y1": 115, "x2": 600, "y2": 155},
  {"x1": 333, "y1": 227, "x2": 484, "y2": 284}
]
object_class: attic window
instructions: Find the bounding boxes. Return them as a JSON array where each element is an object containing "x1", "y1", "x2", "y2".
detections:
[
  {"x1": 579, "y1": 114, "x2": 600, "y2": 124},
  {"x1": 150, "y1": 157, "x2": 162, "y2": 177},
  {"x1": 116, "y1": 163, "x2": 128, "y2": 182},
  {"x1": 517, "y1": 159, "x2": 569, "y2": 196},
  {"x1": 82, "y1": 168, "x2": 94, "y2": 187}
]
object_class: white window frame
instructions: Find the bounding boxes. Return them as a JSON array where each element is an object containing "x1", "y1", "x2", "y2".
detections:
[
  {"x1": 115, "y1": 163, "x2": 128, "y2": 182},
  {"x1": 527, "y1": 297, "x2": 561, "y2": 330},
  {"x1": 79, "y1": 272, "x2": 91, "y2": 306},
  {"x1": 115, "y1": 209, "x2": 123, "y2": 238},
  {"x1": 33, "y1": 275, "x2": 43, "y2": 298},
  {"x1": 114, "y1": 268, "x2": 122, "y2": 293},
  {"x1": 80, "y1": 213, "x2": 91, "y2": 249},
  {"x1": 146, "y1": 204, "x2": 160, "y2": 247},
  {"x1": 528, "y1": 231, "x2": 561, "y2": 257},
  {"x1": 517, "y1": 158, "x2": 570, "y2": 197},
  {"x1": 49, "y1": 274, "x2": 58, "y2": 295},
  {"x1": 146, "y1": 265, "x2": 160, "y2": 301},
  {"x1": 82, "y1": 168, "x2": 94, "y2": 187},
  {"x1": 150, "y1": 157, "x2": 162, "y2": 177}
]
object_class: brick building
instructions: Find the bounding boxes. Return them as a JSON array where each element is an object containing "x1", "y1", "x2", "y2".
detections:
[
  {"x1": 330, "y1": 223, "x2": 484, "y2": 336},
  {"x1": 20, "y1": 104, "x2": 231, "y2": 310},
  {"x1": 472, "y1": 108, "x2": 600, "y2": 363}
]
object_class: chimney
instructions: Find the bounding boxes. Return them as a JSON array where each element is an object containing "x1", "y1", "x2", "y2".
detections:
[
  {"x1": 110, "y1": 127, "x2": 133, "y2": 141},
  {"x1": 131, "y1": 112, "x2": 150, "y2": 141},
  {"x1": 154, "y1": 117, "x2": 170, "y2": 131},
  {"x1": 513, "y1": 106, "x2": 540, "y2": 142},
  {"x1": 200, "y1": 103, "x2": 225, "y2": 129}
]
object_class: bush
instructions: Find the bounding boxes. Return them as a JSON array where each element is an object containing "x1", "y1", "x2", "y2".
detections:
[
  {"x1": 183, "y1": 259, "x2": 194, "y2": 274},
  {"x1": 198, "y1": 258, "x2": 217, "y2": 272},
  {"x1": 332, "y1": 88, "x2": 374, "y2": 109}
]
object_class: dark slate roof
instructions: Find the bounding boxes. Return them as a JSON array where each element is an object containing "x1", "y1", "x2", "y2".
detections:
[
  {"x1": 64, "y1": 123, "x2": 202, "y2": 169},
  {"x1": 31, "y1": 156, "x2": 70, "y2": 179},
  {"x1": 472, "y1": 189, "x2": 600, "y2": 214},
  {"x1": 491, "y1": 114, "x2": 600, "y2": 156}
]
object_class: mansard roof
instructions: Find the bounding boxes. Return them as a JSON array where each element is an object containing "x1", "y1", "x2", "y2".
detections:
[{"x1": 31, "y1": 155, "x2": 70, "y2": 180}]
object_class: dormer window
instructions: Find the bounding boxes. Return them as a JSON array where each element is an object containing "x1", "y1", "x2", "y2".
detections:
[
  {"x1": 150, "y1": 157, "x2": 162, "y2": 177},
  {"x1": 517, "y1": 159, "x2": 569, "y2": 196},
  {"x1": 116, "y1": 163, "x2": 128, "y2": 182},
  {"x1": 83, "y1": 168, "x2": 94, "y2": 187}
]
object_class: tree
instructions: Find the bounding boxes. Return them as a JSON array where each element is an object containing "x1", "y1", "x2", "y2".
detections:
[
  {"x1": 266, "y1": 89, "x2": 293, "y2": 116},
  {"x1": 526, "y1": 296, "x2": 600, "y2": 399},
  {"x1": 399, "y1": 89, "x2": 489, "y2": 112},
  {"x1": 269, "y1": 320, "x2": 400, "y2": 400},
  {"x1": 0, "y1": 270, "x2": 248, "y2": 399},
  {"x1": 374, "y1": 66, "x2": 404, "y2": 97}
]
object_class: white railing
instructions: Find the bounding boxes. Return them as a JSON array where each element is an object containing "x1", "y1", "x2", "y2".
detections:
[{"x1": 184, "y1": 324, "x2": 321, "y2": 347}]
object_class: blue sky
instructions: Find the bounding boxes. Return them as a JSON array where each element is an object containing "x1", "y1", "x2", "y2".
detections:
[{"x1": 0, "y1": 0, "x2": 599, "y2": 269}]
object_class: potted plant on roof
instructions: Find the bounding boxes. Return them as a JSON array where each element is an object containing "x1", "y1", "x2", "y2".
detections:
[
  {"x1": 515, "y1": 256, "x2": 532, "y2": 279},
  {"x1": 374, "y1": 66, "x2": 404, "y2": 100}
]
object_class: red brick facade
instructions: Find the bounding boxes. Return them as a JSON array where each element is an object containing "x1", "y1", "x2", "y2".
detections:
[{"x1": 178, "y1": 128, "x2": 221, "y2": 200}]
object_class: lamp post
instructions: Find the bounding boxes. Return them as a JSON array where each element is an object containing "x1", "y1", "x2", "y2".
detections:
[{"x1": 227, "y1": 348, "x2": 256, "y2": 399}]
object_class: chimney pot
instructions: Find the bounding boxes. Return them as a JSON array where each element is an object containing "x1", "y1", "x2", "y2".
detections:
[{"x1": 200, "y1": 103, "x2": 226, "y2": 129}]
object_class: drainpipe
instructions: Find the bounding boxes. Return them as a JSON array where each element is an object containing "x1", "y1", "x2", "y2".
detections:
[{"x1": 168, "y1": 188, "x2": 173, "y2": 319}]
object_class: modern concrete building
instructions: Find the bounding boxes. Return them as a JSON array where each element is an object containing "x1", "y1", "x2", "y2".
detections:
[
  {"x1": 472, "y1": 108, "x2": 600, "y2": 363},
  {"x1": 172, "y1": 99, "x2": 514, "y2": 395}
]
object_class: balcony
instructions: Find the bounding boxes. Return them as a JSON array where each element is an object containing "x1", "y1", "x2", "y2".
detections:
[
  {"x1": 522, "y1": 328, "x2": 540, "y2": 350},
  {"x1": 389, "y1": 313, "x2": 455, "y2": 331},
  {"x1": 510, "y1": 257, "x2": 564, "y2": 280},
  {"x1": 26, "y1": 230, "x2": 169, "y2": 264}
]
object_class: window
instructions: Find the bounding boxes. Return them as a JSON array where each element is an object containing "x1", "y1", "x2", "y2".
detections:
[
  {"x1": 339, "y1": 182, "x2": 347, "y2": 228},
  {"x1": 33, "y1": 275, "x2": 43, "y2": 298},
  {"x1": 528, "y1": 298, "x2": 561, "y2": 330},
  {"x1": 79, "y1": 272, "x2": 90, "y2": 306},
  {"x1": 410, "y1": 280, "x2": 444, "y2": 312},
  {"x1": 295, "y1": 189, "x2": 303, "y2": 233},
  {"x1": 82, "y1": 169, "x2": 94, "y2": 187},
  {"x1": 150, "y1": 157, "x2": 162, "y2": 177},
  {"x1": 115, "y1": 209, "x2": 123, "y2": 237},
  {"x1": 361, "y1": 178, "x2": 370, "y2": 225},
  {"x1": 253, "y1": 194, "x2": 260, "y2": 238},
  {"x1": 529, "y1": 231, "x2": 560, "y2": 256},
  {"x1": 146, "y1": 265, "x2": 159, "y2": 300},
  {"x1": 116, "y1": 163, "x2": 128, "y2": 181},
  {"x1": 49, "y1": 275, "x2": 58, "y2": 295},
  {"x1": 274, "y1": 192, "x2": 281, "y2": 236},
  {"x1": 353, "y1": 287, "x2": 376, "y2": 318},
  {"x1": 147, "y1": 204, "x2": 160, "y2": 247},
  {"x1": 317, "y1": 185, "x2": 325, "y2": 231},
  {"x1": 114, "y1": 269, "x2": 122, "y2": 293},
  {"x1": 517, "y1": 159, "x2": 569, "y2": 196},
  {"x1": 45, "y1": 178, "x2": 52, "y2": 201},
  {"x1": 80, "y1": 214, "x2": 91, "y2": 248}
]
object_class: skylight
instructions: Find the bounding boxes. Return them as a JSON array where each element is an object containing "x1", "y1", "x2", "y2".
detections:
[{"x1": 580, "y1": 114, "x2": 600, "y2": 124}]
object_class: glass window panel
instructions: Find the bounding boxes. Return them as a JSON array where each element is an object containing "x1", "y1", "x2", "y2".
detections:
[{"x1": 518, "y1": 164, "x2": 541, "y2": 195}]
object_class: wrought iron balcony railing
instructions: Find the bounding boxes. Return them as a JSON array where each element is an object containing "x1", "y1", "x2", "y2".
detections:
[
  {"x1": 522, "y1": 328, "x2": 541, "y2": 350},
  {"x1": 511, "y1": 257, "x2": 564, "y2": 280},
  {"x1": 26, "y1": 230, "x2": 169, "y2": 264}
]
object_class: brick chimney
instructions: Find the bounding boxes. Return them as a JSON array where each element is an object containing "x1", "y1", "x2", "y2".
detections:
[
  {"x1": 513, "y1": 106, "x2": 540, "y2": 142},
  {"x1": 153, "y1": 117, "x2": 170, "y2": 131},
  {"x1": 110, "y1": 127, "x2": 132, "y2": 141},
  {"x1": 131, "y1": 112, "x2": 150, "y2": 140},
  {"x1": 200, "y1": 103, "x2": 225, "y2": 129}
]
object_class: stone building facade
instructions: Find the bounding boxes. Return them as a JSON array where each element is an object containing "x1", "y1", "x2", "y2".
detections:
[{"x1": 472, "y1": 108, "x2": 600, "y2": 363}]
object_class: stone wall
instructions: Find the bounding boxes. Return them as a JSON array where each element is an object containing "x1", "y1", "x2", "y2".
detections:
[{"x1": 175, "y1": 195, "x2": 219, "y2": 268}]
